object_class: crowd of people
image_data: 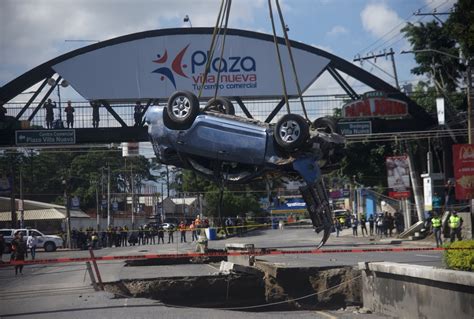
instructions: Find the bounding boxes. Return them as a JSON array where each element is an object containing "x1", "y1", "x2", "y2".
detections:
[
  {"x1": 334, "y1": 209, "x2": 464, "y2": 247},
  {"x1": 335, "y1": 211, "x2": 405, "y2": 238},
  {"x1": 68, "y1": 217, "x2": 211, "y2": 250}
]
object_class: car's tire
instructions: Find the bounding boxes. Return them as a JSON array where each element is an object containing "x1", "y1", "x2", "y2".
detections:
[
  {"x1": 204, "y1": 97, "x2": 235, "y2": 115},
  {"x1": 313, "y1": 117, "x2": 340, "y2": 134},
  {"x1": 166, "y1": 90, "x2": 200, "y2": 128},
  {"x1": 44, "y1": 241, "x2": 56, "y2": 252},
  {"x1": 275, "y1": 114, "x2": 309, "y2": 151}
]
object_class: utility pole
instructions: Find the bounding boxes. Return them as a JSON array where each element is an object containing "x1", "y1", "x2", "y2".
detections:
[
  {"x1": 131, "y1": 165, "x2": 135, "y2": 230},
  {"x1": 10, "y1": 160, "x2": 17, "y2": 228},
  {"x1": 107, "y1": 164, "x2": 111, "y2": 227},
  {"x1": 354, "y1": 48, "x2": 400, "y2": 90},
  {"x1": 406, "y1": 143, "x2": 424, "y2": 222},
  {"x1": 19, "y1": 168, "x2": 24, "y2": 229},
  {"x1": 467, "y1": 61, "x2": 473, "y2": 144},
  {"x1": 161, "y1": 183, "x2": 165, "y2": 222},
  {"x1": 63, "y1": 176, "x2": 72, "y2": 249},
  {"x1": 95, "y1": 179, "x2": 100, "y2": 231},
  {"x1": 413, "y1": 10, "x2": 450, "y2": 25}
]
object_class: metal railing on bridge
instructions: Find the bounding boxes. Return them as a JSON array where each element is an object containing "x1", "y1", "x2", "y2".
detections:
[{"x1": 3, "y1": 95, "x2": 349, "y2": 130}]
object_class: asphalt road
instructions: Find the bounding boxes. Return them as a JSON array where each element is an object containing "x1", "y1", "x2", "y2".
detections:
[{"x1": 0, "y1": 226, "x2": 442, "y2": 318}]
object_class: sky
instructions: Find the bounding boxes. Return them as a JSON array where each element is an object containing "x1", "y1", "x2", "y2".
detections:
[{"x1": 0, "y1": 0, "x2": 457, "y2": 101}]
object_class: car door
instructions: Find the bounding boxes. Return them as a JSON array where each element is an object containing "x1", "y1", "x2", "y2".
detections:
[
  {"x1": 31, "y1": 230, "x2": 44, "y2": 247},
  {"x1": 180, "y1": 115, "x2": 268, "y2": 165}
]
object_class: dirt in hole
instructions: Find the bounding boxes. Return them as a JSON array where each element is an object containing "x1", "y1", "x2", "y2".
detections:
[{"x1": 105, "y1": 263, "x2": 362, "y2": 311}]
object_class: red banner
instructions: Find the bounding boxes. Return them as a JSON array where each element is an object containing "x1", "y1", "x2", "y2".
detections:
[
  {"x1": 389, "y1": 191, "x2": 411, "y2": 199},
  {"x1": 453, "y1": 144, "x2": 474, "y2": 200}
]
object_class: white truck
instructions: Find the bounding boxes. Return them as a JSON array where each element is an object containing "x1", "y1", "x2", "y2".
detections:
[{"x1": 0, "y1": 228, "x2": 63, "y2": 252}]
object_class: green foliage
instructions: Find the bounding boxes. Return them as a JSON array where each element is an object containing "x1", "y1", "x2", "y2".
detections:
[
  {"x1": 341, "y1": 141, "x2": 397, "y2": 187},
  {"x1": 0, "y1": 150, "x2": 157, "y2": 210},
  {"x1": 447, "y1": 0, "x2": 474, "y2": 61},
  {"x1": 410, "y1": 81, "x2": 466, "y2": 114},
  {"x1": 444, "y1": 240, "x2": 474, "y2": 271},
  {"x1": 181, "y1": 169, "x2": 263, "y2": 219},
  {"x1": 402, "y1": 21, "x2": 464, "y2": 93}
]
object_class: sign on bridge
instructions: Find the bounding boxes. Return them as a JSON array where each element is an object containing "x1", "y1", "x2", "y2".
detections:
[
  {"x1": 338, "y1": 121, "x2": 372, "y2": 135},
  {"x1": 16, "y1": 130, "x2": 76, "y2": 146}
]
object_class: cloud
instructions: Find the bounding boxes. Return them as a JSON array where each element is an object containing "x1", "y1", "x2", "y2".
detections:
[
  {"x1": 327, "y1": 25, "x2": 348, "y2": 37},
  {"x1": 360, "y1": 3, "x2": 404, "y2": 38},
  {"x1": 0, "y1": 0, "x2": 266, "y2": 86}
]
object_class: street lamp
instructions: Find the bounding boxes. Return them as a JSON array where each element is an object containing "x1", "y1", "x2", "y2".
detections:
[
  {"x1": 47, "y1": 77, "x2": 69, "y2": 127},
  {"x1": 184, "y1": 15, "x2": 192, "y2": 28}
]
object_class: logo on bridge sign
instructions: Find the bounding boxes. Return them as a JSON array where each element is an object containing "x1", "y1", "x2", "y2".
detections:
[{"x1": 152, "y1": 44, "x2": 257, "y2": 90}]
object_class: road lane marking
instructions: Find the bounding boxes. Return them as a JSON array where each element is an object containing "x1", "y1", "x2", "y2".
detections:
[
  {"x1": 415, "y1": 254, "x2": 441, "y2": 258},
  {"x1": 315, "y1": 310, "x2": 338, "y2": 319}
]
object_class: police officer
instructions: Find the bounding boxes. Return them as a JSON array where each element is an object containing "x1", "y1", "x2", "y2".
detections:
[
  {"x1": 431, "y1": 213, "x2": 442, "y2": 247},
  {"x1": 448, "y1": 211, "x2": 463, "y2": 243}
]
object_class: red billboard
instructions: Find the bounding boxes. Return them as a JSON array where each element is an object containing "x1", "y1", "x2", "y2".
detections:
[
  {"x1": 342, "y1": 91, "x2": 408, "y2": 119},
  {"x1": 453, "y1": 144, "x2": 474, "y2": 200}
]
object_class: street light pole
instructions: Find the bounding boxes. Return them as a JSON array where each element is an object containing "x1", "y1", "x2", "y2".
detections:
[
  {"x1": 95, "y1": 179, "x2": 100, "y2": 231},
  {"x1": 107, "y1": 164, "x2": 111, "y2": 227},
  {"x1": 63, "y1": 177, "x2": 72, "y2": 249}
]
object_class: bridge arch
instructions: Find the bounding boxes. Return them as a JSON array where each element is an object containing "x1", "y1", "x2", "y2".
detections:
[{"x1": 0, "y1": 27, "x2": 434, "y2": 134}]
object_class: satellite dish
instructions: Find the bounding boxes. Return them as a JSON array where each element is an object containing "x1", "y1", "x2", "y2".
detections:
[
  {"x1": 60, "y1": 80, "x2": 69, "y2": 88},
  {"x1": 47, "y1": 78, "x2": 56, "y2": 86}
]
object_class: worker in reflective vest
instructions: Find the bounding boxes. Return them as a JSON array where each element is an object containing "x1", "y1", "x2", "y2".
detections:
[
  {"x1": 431, "y1": 214, "x2": 442, "y2": 248},
  {"x1": 448, "y1": 211, "x2": 463, "y2": 243}
]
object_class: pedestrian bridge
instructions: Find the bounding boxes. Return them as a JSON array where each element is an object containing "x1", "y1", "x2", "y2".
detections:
[{"x1": 0, "y1": 27, "x2": 434, "y2": 148}]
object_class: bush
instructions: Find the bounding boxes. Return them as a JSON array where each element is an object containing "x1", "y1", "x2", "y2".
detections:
[{"x1": 443, "y1": 240, "x2": 474, "y2": 271}]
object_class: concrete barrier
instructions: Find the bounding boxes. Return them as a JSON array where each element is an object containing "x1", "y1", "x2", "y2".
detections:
[{"x1": 359, "y1": 262, "x2": 474, "y2": 319}]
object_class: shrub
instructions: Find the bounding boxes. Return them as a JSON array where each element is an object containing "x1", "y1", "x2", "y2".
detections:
[{"x1": 443, "y1": 240, "x2": 474, "y2": 271}]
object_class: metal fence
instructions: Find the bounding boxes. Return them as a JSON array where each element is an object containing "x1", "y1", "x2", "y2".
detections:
[{"x1": 4, "y1": 95, "x2": 350, "y2": 129}]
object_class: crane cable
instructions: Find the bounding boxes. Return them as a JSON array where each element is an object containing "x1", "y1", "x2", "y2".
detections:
[
  {"x1": 268, "y1": 0, "x2": 291, "y2": 115},
  {"x1": 274, "y1": 0, "x2": 311, "y2": 124},
  {"x1": 197, "y1": 0, "x2": 226, "y2": 99},
  {"x1": 213, "y1": 0, "x2": 232, "y2": 100}
]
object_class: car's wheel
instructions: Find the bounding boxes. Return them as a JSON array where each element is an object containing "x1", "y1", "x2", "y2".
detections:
[
  {"x1": 166, "y1": 90, "x2": 200, "y2": 128},
  {"x1": 313, "y1": 117, "x2": 340, "y2": 134},
  {"x1": 204, "y1": 97, "x2": 235, "y2": 115},
  {"x1": 44, "y1": 241, "x2": 56, "y2": 252},
  {"x1": 275, "y1": 114, "x2": 309, "y2": 151}
]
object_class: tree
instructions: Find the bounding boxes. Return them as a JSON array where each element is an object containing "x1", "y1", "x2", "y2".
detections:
[
  {"x1": 402, "y1": 21, "x2": 464, "y2": 94},
  {"x1": 0, "y1": 149, "x2": 157, "y2": 211},
  {"x1": 447, "y1": 0, "x2": 474, "y2": 61},
  {"x1": 181, "y1": 169, "x2": 263, "y2": 220}
]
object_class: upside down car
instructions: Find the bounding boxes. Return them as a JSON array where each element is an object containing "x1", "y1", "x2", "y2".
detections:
[{"x1": 147, "y1": 90, "x2": 345, "y2": 247}]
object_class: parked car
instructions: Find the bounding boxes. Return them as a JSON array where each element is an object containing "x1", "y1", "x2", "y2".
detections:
[
  {"x1": 160, "y1": 223, "x2": 177, "y2": 230},
  {"x1": 0, "y1": 228, "x2": 64, "y2": 253},
  {"x1": 147, "y1": 91, "x2": 345, "y2": 184}
]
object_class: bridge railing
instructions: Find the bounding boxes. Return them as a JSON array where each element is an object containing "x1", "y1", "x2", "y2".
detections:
[{"x1": 4, "y1": 95, "x2": 348, "y2": 129}]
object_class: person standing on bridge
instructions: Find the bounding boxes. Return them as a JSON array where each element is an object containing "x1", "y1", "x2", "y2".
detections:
[
  {"x1": 91, "y1": 101, "x2": 100, "y2": 128},
  {"x1": 64, "y1": 100, "x2": 75, "y2": 128},
  {"x1": 44, "y1": 99, "x2": 56, "y2": 129},
  {"x1": 134, "y1": 101, "x2": 143, "y2": 127}
]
